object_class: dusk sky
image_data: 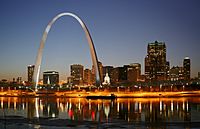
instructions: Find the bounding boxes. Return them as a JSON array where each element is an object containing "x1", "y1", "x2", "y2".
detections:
[{"x1": 0, "y1": 0, "x2": 200, "y2": 81}]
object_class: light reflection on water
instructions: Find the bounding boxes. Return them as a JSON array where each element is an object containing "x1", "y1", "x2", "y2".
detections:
[{"x1": 0, "y1": 97, "x2": 200, "y2": 123}]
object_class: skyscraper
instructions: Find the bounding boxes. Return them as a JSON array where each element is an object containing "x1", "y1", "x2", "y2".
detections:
[
  {"x1": 145, "y1": 41, "x2": 167, "y2": 81},
  {"x1": 84, "y1": 69, "x2": 92, "y2": 85},
  {"x1": 43, "y1": 71, "x2": 59, "y2": 85},
  {"x1": 183, "y1": 57, "x2": 190, "y2": 81},
  {"x1": 70, "y1": 64, "x2": 84, "y2": 85},
  {"x1": 27, "y1": 65, "x2": 34, "y2": 83}
]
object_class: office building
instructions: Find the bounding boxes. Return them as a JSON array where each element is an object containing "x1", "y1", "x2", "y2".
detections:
[
  {"x1": 145, "y1": 41, "x2": 167, "y2": 81},
  {"x1": 27, "y1": 65, "x2": 34, "y2": 83},
  {"x1": 43, "y1": 71, "x2": 59, "y2": 85},
  {"x1": 84, "y1": 69, "x2": 92, "y2": 85},
  {"x1": 183, "y1": 57, "x2": 191, "y2": 81},
  {"x1": 70, "y1": 64, "x2": 84, "y2": 85},
  {"x1": 169, "y1": 66, "x2": 184, "y2": 81},
  {"x1": 119, "y1": 66, "x2": 128, "y2": 82},
  {"x1": 110, "y1": 67, "x2": 119, "y2": 84},
  {"x1": 127, "y1": 63, "x2": 141, "y2": 82},
  {"x1": 111, "y1": 66, "x2": 128, "y2": 83},
  {"x1": 109, "y1": 64, "x2": 141, "y2": 84}
]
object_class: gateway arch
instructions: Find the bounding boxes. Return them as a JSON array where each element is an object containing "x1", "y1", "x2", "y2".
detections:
[{"x1": 33, "y1": 12, "x2": 101, "y2": 91}]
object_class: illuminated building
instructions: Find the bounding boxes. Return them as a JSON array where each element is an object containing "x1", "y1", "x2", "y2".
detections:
[
  {"x1": 109, "y1": 64, "x2": 141, "y2": 84},
  {"x1": 145, "y1": 41, "x2": 168, "y2": 81},
  {"x1": 70, "y1": 64, "x2": 84, "y2": 85},
  {"x1": 84, "y1": 69, "x2": 92, "y2": 85},
  {"x1": 102, "y1": 73, "x2": 111, "y2": 85},
  {"x1": 183, "y1": 57, "x2": 190, "y2": 81},
  {"x1": 111, "y1": 66, "x2": 128, "y2": 83},
  {"x1": 103, "y1": 66, "x2": 114, "y2": 83},
  {"x1": 43, "y1": 71, "x2": 59, "y2": 85},
  {"x1": 169, "y1": 66, "x2": 184, "y2": 81},
  {"x1": 127, "y1": 63, "x2": 141, "y2": 82},
  {"x1": 27, "y1": 65, "x2": 34, "y2": 83}
]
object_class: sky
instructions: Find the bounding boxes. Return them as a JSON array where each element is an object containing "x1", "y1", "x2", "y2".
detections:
[{"x1": 0, "y1": 0, "x2": 200, "y2": 81}]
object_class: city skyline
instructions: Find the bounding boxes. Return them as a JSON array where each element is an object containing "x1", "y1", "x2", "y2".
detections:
[{"x1": 0, "y1": 0, "x2": 200, "y2": 81}]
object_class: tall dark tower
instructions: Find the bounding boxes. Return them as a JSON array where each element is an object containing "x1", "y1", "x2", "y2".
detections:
[
  {"x1": 145, "y1": 41, "x2": 167, "y2": 81},
  {"x1": 183, "y1": 57, "x2": 190, "y2": 81},
  {"x1": 27, "y1": 65, "x2": 35, "y2": 83},
  {"x1": 70, "y1": 64, "x2": 84, "y2": 85}
]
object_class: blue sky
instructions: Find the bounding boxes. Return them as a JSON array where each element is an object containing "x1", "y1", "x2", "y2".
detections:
[{"x1": 0, "y1": 0, "x2": 200, "y2": 81}]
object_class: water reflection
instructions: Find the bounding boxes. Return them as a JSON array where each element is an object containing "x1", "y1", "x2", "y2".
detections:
[{"x1": 0, "y1": 97, "x2": 200, "y2": 124}]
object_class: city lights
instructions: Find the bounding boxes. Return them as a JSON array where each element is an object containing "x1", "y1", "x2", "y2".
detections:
[{"x1": 0, "y1": 1, "x2": 200, "y2": 128}]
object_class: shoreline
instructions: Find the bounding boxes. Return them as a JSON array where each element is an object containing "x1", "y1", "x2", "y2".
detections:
[{"x1": 1, "y1": 90, "x2": 200, "y2": 98}]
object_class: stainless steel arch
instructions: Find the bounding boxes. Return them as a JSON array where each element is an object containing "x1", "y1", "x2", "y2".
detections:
[{"x1": 33, "y1": 12, "x2": 101, "y2": 91}]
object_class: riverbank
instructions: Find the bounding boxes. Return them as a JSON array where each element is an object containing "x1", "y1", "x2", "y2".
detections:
[{"x1": 1, "y1": 90, "x2": 200, "y2": 98}]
